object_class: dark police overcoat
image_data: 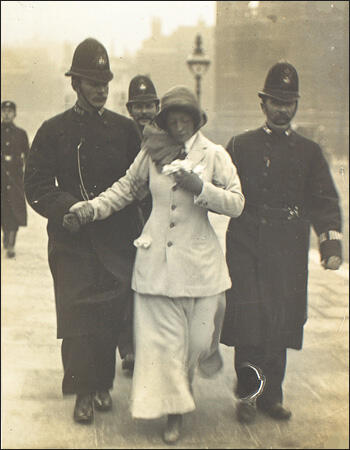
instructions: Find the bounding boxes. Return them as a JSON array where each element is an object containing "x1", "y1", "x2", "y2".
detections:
[
  {"x1": 220, "y1": 125, "x2": 342, "y2": 351},
  {"x1": 1, "y1": 122, "x2": 29, "y2": 227},
  {"x1": 24, "y1": 106, "x2": 142, "y2": 338}
]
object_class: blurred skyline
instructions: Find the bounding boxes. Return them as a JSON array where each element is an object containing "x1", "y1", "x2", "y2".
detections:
[{"x1": 1, "y1": 1, "x2": 216, "y2": 56}]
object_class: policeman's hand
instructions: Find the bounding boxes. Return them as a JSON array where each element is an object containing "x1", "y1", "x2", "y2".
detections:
[
  {"x1": 69, "y1": 201, "x2": 94, "y2": 226},
  {"x1": 322, "y1": 256, "x2": 342, "y2": 270},
  {"x1": 173, "y1": 169, "x2": 204, "y2": 196}
]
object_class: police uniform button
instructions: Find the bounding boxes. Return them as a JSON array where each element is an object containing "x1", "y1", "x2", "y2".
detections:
[
  {"x1": 170, "y1": 222, "x2": 175, "y2": 228},
  {"x1": 6, "y1": 171, "x2": 9, "y2": 175},
  {"x1": 89, "y1": 192, "x2": 94, "y2": 198},
  {"x1": 5, "y1": 142, "x2": 10, "y2": 146},
  {"x1": 6, "y1": 185, "x2": 11, "y2": 190},
  {"x1": 261, "y1": 218, "x2": 267, "y2": 225},
  {"x1": 171, "y1": 204, "x2": 177, "y2": 210},
  {"x1": 167, "y1": 241, "x2": 173, "y2": 247}
]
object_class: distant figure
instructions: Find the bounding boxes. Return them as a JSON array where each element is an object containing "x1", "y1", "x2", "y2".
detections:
[
  {"x1": 24, "y1": 38, "x2": 142, "y2": 425},
  {"x1": 221, "y1": 61, "x2": 343, "y2": 424},
  {"x1": 1, "y1": 101, "x2": 29, "y2": 258},
  {"x1": 117, "y1": 75, "x2": 160, "y2": 376}
]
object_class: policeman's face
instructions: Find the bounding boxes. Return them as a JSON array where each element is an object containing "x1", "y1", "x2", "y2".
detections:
[
  {"x1": 261, "y1": 98, "x2": 297, "y2": 128},
  {"x1": 1, "y1": 108, "x2": 16, "y2": 123},
  {"x1": 165, "y1": 110, "x2": 195, "y2": 144},
  {"x1": 79, "y1": 78, "x2": 109, "y2": 109},
  {"x1": 129, "y1": 102, "x2": 159, "y2": 127}
]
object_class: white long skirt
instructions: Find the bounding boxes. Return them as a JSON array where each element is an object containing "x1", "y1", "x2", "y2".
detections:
[{"x1": 130, "y1": 292, "x2": 226, "y2": 419}]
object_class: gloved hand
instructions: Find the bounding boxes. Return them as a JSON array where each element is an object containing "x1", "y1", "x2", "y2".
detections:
[
  {"x1": 320, "y1": 239, "x2": 342, "y2": 270},
  {"x1": 322, "y1": 255, "x2": 342, "y2": 270},
  {"x1": 172, "y1": 169, "x2": 204, "y2": 196},
  {"x1": 69, "y1": 201, "x2": 95, "y2": 226},
  {"x1": 62, "y1": 213, "x2": 81, "y2": 233}
]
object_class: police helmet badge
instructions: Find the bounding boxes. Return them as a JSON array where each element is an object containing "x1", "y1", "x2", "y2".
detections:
[
  {"x1": 97, "y1": 55, "x2": 107, "y2": 68},
  {"x1": 139, "y1": 82, "x2": 147, "y2": 92},
  {"x1": 282, "y1": 66, "x2": 292, "y2": 84}
]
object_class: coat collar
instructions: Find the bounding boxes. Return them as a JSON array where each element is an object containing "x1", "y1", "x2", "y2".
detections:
[{"x1": 262, "y1": 123, "x2": 292, "y2": 137}]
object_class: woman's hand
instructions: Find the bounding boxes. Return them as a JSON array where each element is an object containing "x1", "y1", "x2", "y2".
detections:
[
  {"x1": 69, "y1": 201, "x2": 95, "y2": 225},
  {"x1": 173, "y1": 169, "x2": 203, "y2": 196}
]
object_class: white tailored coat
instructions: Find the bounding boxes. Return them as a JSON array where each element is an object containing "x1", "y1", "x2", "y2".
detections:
[{"x1": 89, "y1": 131, "x2": 245, "y2": 298}]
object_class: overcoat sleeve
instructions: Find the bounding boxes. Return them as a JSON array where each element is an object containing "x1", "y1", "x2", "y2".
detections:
[
  {"x1": 24, "y1": 122, "x2": 79, "y2": 223},
  {"x1": 194, "y1": 146, "x2": 245, "y2": 218},
  {"x1": 305, "y1": 143, "x2": 342, "y2": 261},
  {"x1": 89, "y1": 149, "x2": 150, "y2": 220}
]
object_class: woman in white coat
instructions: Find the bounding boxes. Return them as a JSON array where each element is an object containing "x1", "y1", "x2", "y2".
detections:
[{"x1": 69, "y1": 86, "x2": 245, "y2": 443}]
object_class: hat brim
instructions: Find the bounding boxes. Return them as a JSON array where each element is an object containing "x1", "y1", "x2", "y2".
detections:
[
  {"x1": 126, "y1": 96, "x2": 159, "y2": 107},
  {"x1": 65, "y1": 69, "x2": 113, "y2": 83},
  {"x1": 258, "y1": 90, "x2": 299, "y2": 102},
  {"x1": 155, "y1": 104, "x2": 207, "y2": 131}
]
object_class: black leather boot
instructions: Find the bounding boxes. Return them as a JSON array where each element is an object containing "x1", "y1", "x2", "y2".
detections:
[{"x1": 73, "y1": 393, "x2": 94, "y2": 424}]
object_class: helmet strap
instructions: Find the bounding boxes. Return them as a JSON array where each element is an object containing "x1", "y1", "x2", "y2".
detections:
[{"x1": 74, "y1": 78, "x2": 101, "y2": 113}]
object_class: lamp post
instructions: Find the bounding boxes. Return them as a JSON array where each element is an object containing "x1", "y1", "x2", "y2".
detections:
[{"x1": 186, "y1": 34, "x2": 211, "y2": 106}]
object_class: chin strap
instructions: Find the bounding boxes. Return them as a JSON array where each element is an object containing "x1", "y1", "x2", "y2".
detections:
[{"x1": 76, "y1": 84, "x2": 101, "y2": 113}]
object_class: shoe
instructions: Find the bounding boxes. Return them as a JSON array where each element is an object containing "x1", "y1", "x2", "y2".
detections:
[
  {"x1": 163, "y1": 414, "x2": 182, "y2": 444},
  {"x1": 6, "y1": 247, "x2": 15, "y2": 258},
  {"x1": 94, "y1": 390, "x2": 112, "y2": 411},
  {"x1": 122, "y1": 353, "x2": 135, "y2": 374},
  {"x1": 73, "y1": 394, "x2": 93, "y2": 424},
  {"x1": 258, "y1": 402, "x2": 292, "y2": 421},
  {"x1": 236, "y1": 400, "x2": 257, "y2": 424}
]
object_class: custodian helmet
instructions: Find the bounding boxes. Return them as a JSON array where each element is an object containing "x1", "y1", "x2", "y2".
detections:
[
  {"x1": 258, "y1": 61, "x2": 300, "y2": 102},
  {"x1": 126, "y1": 75, "x2": 159, "y2": 108},
  {"x1": 1, "y1": 101, "x2": 16, "y2": 112},
  {"x1": 65, "y1": 38, "x2": 113, "y2": 83}
]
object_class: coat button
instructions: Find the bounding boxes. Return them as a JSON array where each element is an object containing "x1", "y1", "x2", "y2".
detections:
[
  {"x1": 5, "y1": 142, "x2": 10, "y2": 146},
  {"x1": 170, "y1": 222, "x2": 175, "y2": 228},
  {"x1": 167, "y1": 241, "x2": 173, "y2": 247},
  {"x1": 261, "y1": 217, "x2": 267, "y2": 225},
  {"x1": 6, "y1": 185, "x2": 11, "y2": 190},
  {"x1": 171, "y1": 204, "x2": 177, "y2": 210}
]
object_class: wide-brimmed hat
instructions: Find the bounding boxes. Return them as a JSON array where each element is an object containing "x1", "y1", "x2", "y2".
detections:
[
  {"x1": 154, "y1": 86, "x2": 207, "y2": 131},
  {"x1": 258, "y1": 61, "x2": 299, "y2": 102}
]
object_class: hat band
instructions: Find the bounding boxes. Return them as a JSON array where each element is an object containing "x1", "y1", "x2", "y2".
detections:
[
  {"x1": 127, "y1": 94, "x2": 159, "y2": 104},
  {"x1": 259, "y1": 88, "x2": 299, "y2": 100},
  {"x1": 65, "y1": 68, "x2": 113, "y2": 82}
]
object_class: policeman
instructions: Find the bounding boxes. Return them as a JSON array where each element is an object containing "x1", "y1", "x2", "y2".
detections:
[
  {"x1": 1, "y1": 101, "x2": 29, "y2": 258},
  {"x1": 117, "y1": 75, "x2": 160, "y2": 375},
  {"x1": 126, "y1": 75, "x2": 160, "y2": 135},
  {"x1": 221, "y1": 61, "x2": 342, "y2": 424},
  {"x1": 24, "y1": 38, "x2": 142, "y2": 424}
]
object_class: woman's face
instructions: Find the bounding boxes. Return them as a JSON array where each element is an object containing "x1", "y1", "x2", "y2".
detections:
[{"x1": 165, "y1": 110, "x2": 195, "y2": 144}]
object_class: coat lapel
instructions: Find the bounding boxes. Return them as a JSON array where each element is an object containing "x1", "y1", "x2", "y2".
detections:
[{"x1": 187, "y1": 132, "x2": 207, "y2": 167}]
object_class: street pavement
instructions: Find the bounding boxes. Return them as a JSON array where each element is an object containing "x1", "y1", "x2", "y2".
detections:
[{"x1": 1, "y1": 210, "x2": 349, "y2": 449}]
